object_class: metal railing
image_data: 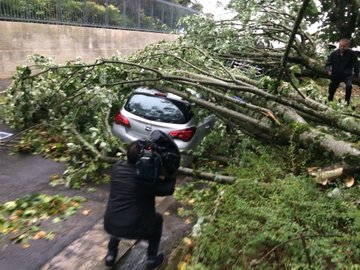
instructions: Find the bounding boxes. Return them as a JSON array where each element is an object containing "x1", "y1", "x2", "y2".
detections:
[{"x1": 0, "y1": 0, "x2": 198, "y2": 33}]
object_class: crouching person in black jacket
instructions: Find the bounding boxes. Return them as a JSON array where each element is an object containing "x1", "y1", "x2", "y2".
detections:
[{"x1": 103, "y1": 140, "x2": 177, "y2": 269}]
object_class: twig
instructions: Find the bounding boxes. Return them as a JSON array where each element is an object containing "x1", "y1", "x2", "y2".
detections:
[
  {"x1": 289, "y1": 79, "x2": 306, "y2": 99},
  {"x1": 300, "y1": 233, "x2": 312, "y2": 268},
  {"x1": 70, "y1": 126, "x2": 119, "y2": 163},
  {"x1": 177, "y1": 167, "x2": 235, "y2": 184},
  {"x1": 274, "y1": 0, "x2": 311, "y2": 92}
]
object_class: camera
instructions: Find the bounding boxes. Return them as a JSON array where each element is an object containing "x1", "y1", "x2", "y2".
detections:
[{"x1": 135, "y1": 130, "x2": 180, "y2": 185}]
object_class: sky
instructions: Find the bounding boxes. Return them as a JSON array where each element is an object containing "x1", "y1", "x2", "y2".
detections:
[{"x1": 195, "y1": 0, "x2": 234, "y2": 20}]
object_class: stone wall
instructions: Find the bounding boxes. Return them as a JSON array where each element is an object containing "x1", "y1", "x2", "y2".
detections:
[{"x1": 0, "y1": 21, "x2": 178, "y2": 82}]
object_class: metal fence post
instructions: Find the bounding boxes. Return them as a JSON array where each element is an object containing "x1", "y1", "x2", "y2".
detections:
[
  {"x1": 122, "y1": 0, "x2": 127, "y2": 27},
  {"x1": 83, "y1": 0, "x2": 87, "y2": 24},
  {"x1": 105, "y1": 0, "x2": 109, "y2": 25},
  {"x1": 150, "y1": 0, "x2": 154, "y2": 18},
  {"x1": 25, "y1": 0, "x2": 30, "y2": 19},
  {"x1": 56, "y1": 0, "x2": 62, "y2": 22},
  {"x1": 137, "y1": 0, "x2": 141, "y2": 29},
  {"x1": 161, "y1": 7, "x2": 164, "y2": 24},
  {"x1": 170, "y1": 7, "x2": 174, "y2": 28}
]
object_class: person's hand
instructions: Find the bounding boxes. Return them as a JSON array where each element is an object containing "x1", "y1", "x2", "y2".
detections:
[{"x1": 327, "y1": 70, "x2": 332, "y2": 76}]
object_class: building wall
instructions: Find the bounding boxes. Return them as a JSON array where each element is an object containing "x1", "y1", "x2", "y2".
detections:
[{"x1": 0, "y1": 21, "x2": 178, "y2": 80}]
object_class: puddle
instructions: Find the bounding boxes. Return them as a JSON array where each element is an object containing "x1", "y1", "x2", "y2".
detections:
[{"x1": 0, "y1": 131, "x2": 13, "y2": 140}]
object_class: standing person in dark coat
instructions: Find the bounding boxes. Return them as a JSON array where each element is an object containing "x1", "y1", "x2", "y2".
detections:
[
  {"x1": 325, "y1": 38, "x2": 359, "y2": 106},
  {"x1": 103, "y1": 140, "x2": 176, "y2": 269}
]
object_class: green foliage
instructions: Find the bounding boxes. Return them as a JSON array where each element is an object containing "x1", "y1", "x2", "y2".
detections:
[
  {"x1": 297, "y1": 79, "x2": 327, "y2": 102},
  {"x1": 318, "y1": 0, "x2": 360, "y2": 45},
  {"x1": 179, "y1": 15, "x2": 256, "y2": 54},
  {"x1": 226, "y1": 0, "x2": 359, "y2": 46},
  {"x1": 2, "y1": 42, "x2": 240, "y2": 188},
  {"x1": 0, "y1": 193, "x2": 86, "y2": 246},
  {"x1": 177, "y1": 0, "x2": 358, "y2": 80},
  {"x1": 86, "y1": 1, "x2": 106, "y2": 25},
  {"x1": 288, "y1": 122, "x2": 311, "y2": 175},
  {"x1": 289, "y1": 65, "x2": 302, "y2": 88},
  {"x1": 3, "y1": 42, "x2": 239, "y2": 188},
  {"x1": 3, "y1": 54, "x2": 125, "y2": 188},
  {"x1": 139, "y1": 10, "x2": 170, "y2": 32},
  {"x1": 1, "y1": 13, "x2": 358, "y2": 267},
  {"x1": 0, "y1": 0, "x2": 188, "y2": 32},
  {"x1": 193, "y1": 122, "x2": 253, "y2": 165},
  {"x1": 175, "y1": 143, "x2": 360, "y2": 269}
]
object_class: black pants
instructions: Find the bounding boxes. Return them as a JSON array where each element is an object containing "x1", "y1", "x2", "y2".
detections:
[
  {"x1": 328, "y1": 75, "x2": 353, "y2": 104},
  {"x1": 107, "y1": 212, "x2": 163, "y2": 257}
]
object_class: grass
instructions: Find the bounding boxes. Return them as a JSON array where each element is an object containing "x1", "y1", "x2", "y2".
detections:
[{"x1": 174, "y1": 143, "x2": 360, "y2": 270}]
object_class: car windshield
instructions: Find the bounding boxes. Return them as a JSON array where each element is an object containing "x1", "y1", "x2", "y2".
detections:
[{"x1": 125, "y1": 93, "x2": 193, "y2": 124}]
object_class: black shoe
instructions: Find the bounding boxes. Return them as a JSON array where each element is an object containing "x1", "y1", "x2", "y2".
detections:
[
  {"x1": 105, "y1": 250, "x2": 118, "y2": 267},
  {"x1": 146, "y1": 253, "x2": 164, "y2": 269}
]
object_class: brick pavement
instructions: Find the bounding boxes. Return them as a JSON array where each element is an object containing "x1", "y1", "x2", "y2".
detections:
[{"x1": 40, "y1": 196, "x2": 180, "y2": 270}]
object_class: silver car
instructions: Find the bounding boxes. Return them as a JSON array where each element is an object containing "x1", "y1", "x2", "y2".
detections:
[{"x1": 112, "y1": 87, "x2": 216, "y2": 165}]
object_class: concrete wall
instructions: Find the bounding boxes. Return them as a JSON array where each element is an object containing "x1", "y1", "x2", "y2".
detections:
[{"x1": 0, "y1": 21, "x2": 178, "y2": 81}]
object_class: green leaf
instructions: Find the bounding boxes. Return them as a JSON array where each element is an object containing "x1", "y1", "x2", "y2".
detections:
[
  {"x1": 3, "y1": 201, "x2": 17, "y2": 211},
  {"x1": 23, "y1": 209, "x2": 37, "y2": 216},
  {"x1": 52, "y1": 217, "x2": 62, "y2": 223},
  {"x1": 45, "y1": 231, "x2": 55, "y2": 240}
]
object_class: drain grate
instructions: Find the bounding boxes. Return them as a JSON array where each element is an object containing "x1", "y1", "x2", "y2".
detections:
[
  {"x1": 0, "y1": 131, "x2": 17, "y2": 151},
  {"x1": 0, "y1": 131, "x2": 13, "y2": 140}
]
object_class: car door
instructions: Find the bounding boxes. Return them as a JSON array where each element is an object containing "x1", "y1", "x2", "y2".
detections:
[{"x1": 187, "y1": 114, "x2": 216, "y2": 149}]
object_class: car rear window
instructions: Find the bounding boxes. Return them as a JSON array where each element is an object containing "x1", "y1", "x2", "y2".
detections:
[{"x1": 124, "y1": 93, "x2": 193, "y2": 124}]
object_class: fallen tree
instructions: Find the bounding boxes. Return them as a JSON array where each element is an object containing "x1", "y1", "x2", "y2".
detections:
[
  {"x1": 2, "y1": 40, "x2": 359, "y2": 187},
  {"x1": 2, "y1": 0, "x2": 359, "y2": 186},
  {"x1": 181, "y1": 0, "x2": 360, "y2": 86}
]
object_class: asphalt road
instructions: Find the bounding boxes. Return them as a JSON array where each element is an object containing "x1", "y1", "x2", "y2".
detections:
[
  {"x1": 0, "y1": 123, "x2": 109, "y2": 270},
  {"x1": 0, "y1": 122, "x2": 191, "y2": 270}
]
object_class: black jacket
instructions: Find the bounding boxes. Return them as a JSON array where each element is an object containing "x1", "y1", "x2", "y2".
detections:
[
  {"x1": 104, "y1": 160, "x2": 176, "y2": 235},
  {"x1": 325, "y1": 49, "x2": 359, "y2": 78}
]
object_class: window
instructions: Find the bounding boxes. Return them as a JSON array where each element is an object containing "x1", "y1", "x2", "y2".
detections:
[{"x1": 125, "y1": 93, "x2": 193, "y2": 124}]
